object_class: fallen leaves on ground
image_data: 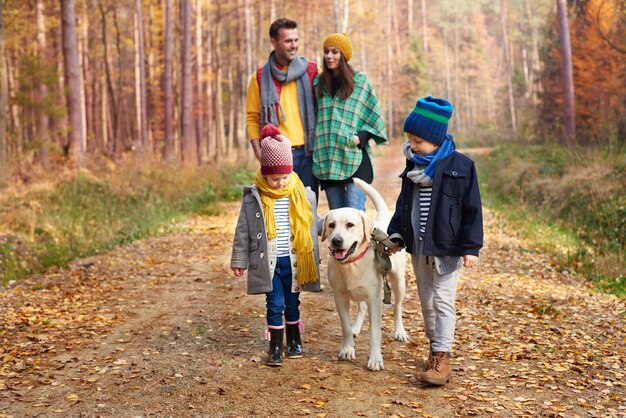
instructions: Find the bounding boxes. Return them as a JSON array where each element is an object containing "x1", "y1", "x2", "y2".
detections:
[{"x1": 1, "y1": 145, "x2": 624, "y2": 417}]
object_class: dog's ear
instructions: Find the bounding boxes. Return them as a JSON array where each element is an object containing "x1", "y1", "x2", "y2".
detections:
[
  {"x1": 321, "y1": 215, "x2": 329, "y2": 242},
  {"x1": 360, "y1": 211, "x2": 374, "y2": 244}
]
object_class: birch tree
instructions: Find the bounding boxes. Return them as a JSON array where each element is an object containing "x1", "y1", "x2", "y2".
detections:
[
  {"x1": 135, "y1": 0, "x2": 150, "y2": 153},
  {"x1": 500, "y1": 0, "x2": 517, "y2": 132}
]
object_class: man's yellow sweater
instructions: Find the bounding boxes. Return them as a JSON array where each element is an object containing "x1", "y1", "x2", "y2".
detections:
[{"x1": 245, "y1": 67, "x2": 306, "y2": 147}]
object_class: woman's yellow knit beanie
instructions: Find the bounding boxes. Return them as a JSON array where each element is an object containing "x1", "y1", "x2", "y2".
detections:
[{"x1": 323, "y1": 33, "x2": 352, "y2": 62}]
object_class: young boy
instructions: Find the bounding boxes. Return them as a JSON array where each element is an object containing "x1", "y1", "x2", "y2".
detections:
[
  {"x1": 231, "y1": 124, "x2": 321, "y2": 367},
  {"x1": 387, "y1": 96, "x2": 483, "y2": 385}
]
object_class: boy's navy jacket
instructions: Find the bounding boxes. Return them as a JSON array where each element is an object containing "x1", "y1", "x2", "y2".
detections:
[{"x1": 387, "y1": 151, "x2": 483, "y2": 257}]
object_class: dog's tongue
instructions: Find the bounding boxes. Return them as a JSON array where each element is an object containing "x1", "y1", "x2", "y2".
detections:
[{"x1": 333, "y1": 249, "x2": 349, "y2": 260}]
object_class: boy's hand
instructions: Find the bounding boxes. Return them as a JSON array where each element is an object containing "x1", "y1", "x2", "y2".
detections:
[
  {"x1": 386, "y1": 246, "x2": 403, "y2": 255},
  {"x1": 463, "y1": 255, "x2": 478, "y2": 268},
  {"x1": 232, "y1": 268, "x2": 245, "y2": 277}
]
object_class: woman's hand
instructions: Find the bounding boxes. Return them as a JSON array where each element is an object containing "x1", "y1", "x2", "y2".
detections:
[
  {"x1": 353, "y1": 135, "x2": 360, "y2": 146},
  {"x1": 232, "y1": 268, "x2": 245, "y2": 277}
]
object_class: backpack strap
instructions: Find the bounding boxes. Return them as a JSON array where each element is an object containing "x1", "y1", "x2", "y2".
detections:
[{"x1": 306, "y1": 61, "x2": 318, "y2": 92}]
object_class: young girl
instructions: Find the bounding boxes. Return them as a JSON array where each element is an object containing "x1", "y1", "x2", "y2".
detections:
[
  {"x1": 231, "y1": 124, "x2": 321, "y2": 367},
  {"x1": 388, "y1": 96, "x2": 483, "y2": 385}
]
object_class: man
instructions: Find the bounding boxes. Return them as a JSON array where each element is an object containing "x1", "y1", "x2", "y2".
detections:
[{"x1": 246, "y1": 18, "x2": 319, "y2": 198}]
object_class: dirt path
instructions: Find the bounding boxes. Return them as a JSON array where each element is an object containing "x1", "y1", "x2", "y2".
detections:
[{"x1": 1, "y1": 143, "x2": 625, "y2": 418}]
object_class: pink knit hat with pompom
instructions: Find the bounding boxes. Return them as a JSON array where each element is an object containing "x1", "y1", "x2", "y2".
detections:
[{"x1": 259, "y1": 124, "x2": 293, "y2": 175}]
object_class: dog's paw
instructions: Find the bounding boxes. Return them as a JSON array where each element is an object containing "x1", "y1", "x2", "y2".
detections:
[
  {"x1": 338, "y1": 346, "x2": 356, "y2": 361},
  {"x1": 393, "y1": 329, "x2": 409, "y2": 342},
  {"x1": 350, "y1": 327, "x2": 361, "y2": 338},
  {"x1": 367, "y1": 353, "x2": 384, "y2": 371}
]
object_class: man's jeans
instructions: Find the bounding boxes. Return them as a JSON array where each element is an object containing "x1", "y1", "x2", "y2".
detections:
[
  {"x1": 266, "y1": 256, "x2": 300, "y2": 327},
  {"x1": 292, "y1": 147, "x2": 319, "y2": 200},
  {"x1": 324, "y1": 181, "x2": 366, "y2": 211}
]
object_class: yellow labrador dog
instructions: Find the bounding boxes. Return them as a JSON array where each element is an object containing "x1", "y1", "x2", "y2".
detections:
[{"x1": 322, "y1": 178, "x2": 408, "y2": 371}]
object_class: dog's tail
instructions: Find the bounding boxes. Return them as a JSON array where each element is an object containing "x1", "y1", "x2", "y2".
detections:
[{"x1": 352, "y1": 178, "x2": 389, "y2": 229}]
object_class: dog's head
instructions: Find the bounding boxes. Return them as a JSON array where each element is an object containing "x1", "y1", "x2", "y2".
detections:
[{"x1": 322, "y1": 208, "x2": 374, "y2": 262}]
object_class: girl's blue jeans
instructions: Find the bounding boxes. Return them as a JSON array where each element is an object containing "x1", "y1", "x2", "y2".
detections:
[{"x1": 266, "y1": 256, "x2": 300, "y2": 327}]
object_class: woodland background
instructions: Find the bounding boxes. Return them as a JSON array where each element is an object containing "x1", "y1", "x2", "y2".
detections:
[
  {"x1": 1, "y1": 0, "x2": 625, "y2": 170},
  {"x1": 0, "y1": 0, "x2": 624, "y2": 290},
  {"x1": 1, "y1": 2, "x2": 625, "y2": 415}
]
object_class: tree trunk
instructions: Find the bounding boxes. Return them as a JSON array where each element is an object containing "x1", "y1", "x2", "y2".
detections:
[
  {"x1": 386, "y1": 0, "x2": 393, "y2": 136},
  {"x1": 556, "y1": 0, "x2": 576, "y2": 145},
  {"x1": 333, "y1": 0, "x2": 340, "y2": 32},
  {"x1": 0, "y1": 0, "x2": 7, "y2": 187},
  {"x1": 244, "y1": 0, "x2": 253, "y2": 76},
  {"x1": 163, "y1": 0, "x2": 175, "y2": 160},
  {"x1": 78, "y1": 9, "x2": 88, "y2": 154},
  {"x1": 524, "y1": 0, "x2": 541, "y2": 105},
  {"x1": 421, "y1": 0, "x2": 428, "y2": 53},
  {"x1": 102, "y1": 73, "x2": 109, "y2": 151},
  {"x1": 227, "y1": 65, "x2": 234, "y2": 158},
  {"x1": 112, "y1": 9, "x2": 129, "y2": 155},
  {"x1": 36, "y1": 0, "x2": 50, "y2": 170},
  {"x1": 453, "y1": 23, "x2": 462, "y2": 130},
  {"x1": 6, "y1": 54, "x2": 20, "y2": 156},
  {"x1": 213, "y1": 9, "x2": 226, "y2": 161},
  {"x1": 135, "y1": 0, "x2": 150, "y2": 154},
  {"x1": 61, "y1": 0, "x2": 85, "y2": 166},
  {"x1": 206, "y1": 1, "x2": 216, "y2": 162},
  {"x1": 180, "y1": 0, "x2": 196, "y2": 164},
  {"x1": 195, "y1": 0, "x2": 204, "y2": 164},
  {"x1": 500, "y1": 0, "x2": 517, "y2": 132},
  {"x1": 99, "y1": 5, "x2": 117, "y2": 156},
  {"x1": 83, "y1": 11, "x2": 96, "y2": 155},
  {"x1": 341, "y1": 0, "x2": 349, "y2": 33},
  {"x1": 407, "y1": 0, "x2": 413, "y2": 34},
  {"x1": 443, "y1": 27, "x2": 451, "y2": 99}
]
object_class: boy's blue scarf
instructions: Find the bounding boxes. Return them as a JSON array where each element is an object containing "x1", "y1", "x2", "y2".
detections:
[{"x1": 404, "y1": 134, "x2": 456, "y2": 183}]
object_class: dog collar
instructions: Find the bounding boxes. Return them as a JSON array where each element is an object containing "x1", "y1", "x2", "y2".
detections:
[{"x1": 341, "y1": 247, "x2": 369, "y2": 264}]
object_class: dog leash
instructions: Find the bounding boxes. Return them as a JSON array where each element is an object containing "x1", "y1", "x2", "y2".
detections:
[{"x1": 370, "y1": 228, "x2": 405, "y2": 305}]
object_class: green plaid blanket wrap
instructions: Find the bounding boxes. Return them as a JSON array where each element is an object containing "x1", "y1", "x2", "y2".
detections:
[{"x1": 312, "y1": 73, "x2": 388, "y2": 181}]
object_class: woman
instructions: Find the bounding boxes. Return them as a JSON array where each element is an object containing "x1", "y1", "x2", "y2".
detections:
[{"x1": 312, "y1": 33, "x2": 388, "y2": 211}]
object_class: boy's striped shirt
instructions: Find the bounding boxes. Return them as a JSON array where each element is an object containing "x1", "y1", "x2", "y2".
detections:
[{"x1": 419, "y1": 185, "x2": 432, "y2": 237}]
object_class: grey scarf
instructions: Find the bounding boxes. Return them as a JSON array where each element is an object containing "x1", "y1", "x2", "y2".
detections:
[
  {"x1": 403, "y1": 143, "x2": 433, "y2": 186},
  {"x1": 260, "y1": 52, "x2": 316, "y2": 154}
]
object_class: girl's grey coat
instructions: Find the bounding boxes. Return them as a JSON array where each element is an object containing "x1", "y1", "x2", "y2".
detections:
[{"x1": 230, "y1": 184, "x2": 322, "y2": 294}]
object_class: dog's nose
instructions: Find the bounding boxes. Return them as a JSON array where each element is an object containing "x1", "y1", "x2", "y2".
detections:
[{"x1": 331, "y1": 236, "x2": 343, "y2": 248}]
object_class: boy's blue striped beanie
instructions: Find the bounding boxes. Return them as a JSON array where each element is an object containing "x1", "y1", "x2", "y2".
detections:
[{"x1": 403, "y1": 96, "x2": 454, "y2": 146}]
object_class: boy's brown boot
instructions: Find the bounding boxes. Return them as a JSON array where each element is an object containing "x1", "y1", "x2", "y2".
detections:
[
  {"x1": 420, "y1": 352, "x2": 451, "y2": 385},
  {"x1": 423, "y1": 343, "x2": 434, "y2": 371}
]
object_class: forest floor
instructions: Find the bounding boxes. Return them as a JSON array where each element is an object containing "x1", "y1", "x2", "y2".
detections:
[{"x1": 1, "y1": 143, "x2": 625, "y2": 418}]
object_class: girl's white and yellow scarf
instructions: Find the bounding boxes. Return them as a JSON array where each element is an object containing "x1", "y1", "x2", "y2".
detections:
[{"x1": 254, "y1": 170, "x2": 317, "y2": 286}]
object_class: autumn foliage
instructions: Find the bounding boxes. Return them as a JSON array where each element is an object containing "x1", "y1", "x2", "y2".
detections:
[{"x1": 540, "y1": 0, "x2": 626, "y2": 144}]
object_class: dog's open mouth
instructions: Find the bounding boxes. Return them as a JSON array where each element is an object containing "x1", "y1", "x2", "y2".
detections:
[{"x1": 329, "y1": 242, "x2": 358, "y2": 262}]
